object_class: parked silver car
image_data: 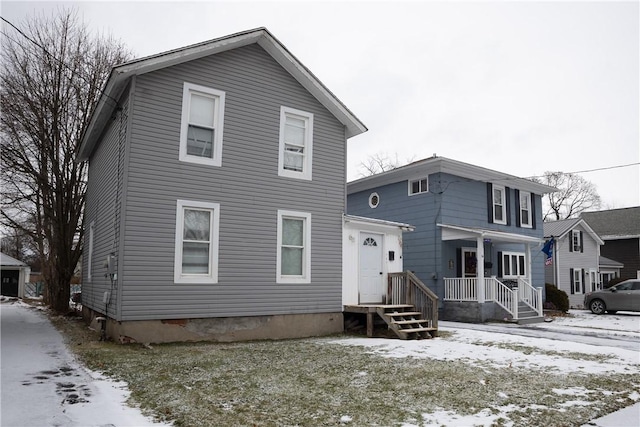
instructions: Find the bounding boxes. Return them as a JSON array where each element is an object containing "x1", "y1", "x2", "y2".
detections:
[{"x1": 584, "y1": 279, "x2": 640, "y2": 314}]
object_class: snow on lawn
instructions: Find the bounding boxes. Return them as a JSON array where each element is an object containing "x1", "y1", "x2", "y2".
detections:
[
  {"x1": 328, "y1": 313, "x2": 640, "y2": 427},
  {"x1": 329, "y1": 326, "x2": 638, "y2": 375},
  {"x1": 531, "y1": 309, "x2": 640, "y2": 338}
]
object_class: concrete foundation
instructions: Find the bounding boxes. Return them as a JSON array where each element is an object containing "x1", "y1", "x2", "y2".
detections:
[
  {"x1": 82, "y1": 307, "x2": 343, "y2": 344},
  {"x1": 440, "y1": 301, "x2": 511, "y2": 323}
]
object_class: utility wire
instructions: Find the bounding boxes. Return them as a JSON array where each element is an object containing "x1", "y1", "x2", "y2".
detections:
[{"x1": 0, "y1": 15, "x2": 120, "y2": 107}]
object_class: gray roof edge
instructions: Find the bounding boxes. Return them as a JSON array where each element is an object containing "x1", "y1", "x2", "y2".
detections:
[
  {"x1": 77, "y1": 27, "x2": 366, "y2": 161},
  {"x1": 347, "y1": 156, "x2": 557, "y2": 195},
  {"x1": 543, "y1": 218, "x2": 604, "y2": 244},
  {"x1": 0, "y1": 252, "x2": 28, "y2": 267},
  {"x1": 599, "y1": 255, "x2": 624, "y2": 267}
]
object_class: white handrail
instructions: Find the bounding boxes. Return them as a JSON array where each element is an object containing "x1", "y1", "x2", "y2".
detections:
[{"x1": 517, "y1": 277, "x2": 543, "y2": 316}]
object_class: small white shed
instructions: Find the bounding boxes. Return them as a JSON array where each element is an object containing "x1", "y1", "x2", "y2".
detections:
[
  {"x1": 1, "y1": 252, "x2": 31, "y2": 298},
  {"x1": 343, "y1": 215, "x2": 414, "y2": 305}
]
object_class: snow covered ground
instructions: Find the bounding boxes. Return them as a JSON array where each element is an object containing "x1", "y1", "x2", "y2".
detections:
[
  {"x1": 330, "y1": 310, "x2": 640, "y2": 427},
  {"x1": 2, "y1": 299, "x2": 638, "y2": 427},
  {"x1": 0, "y1": 298, "x2": 170, "y2": 427}
]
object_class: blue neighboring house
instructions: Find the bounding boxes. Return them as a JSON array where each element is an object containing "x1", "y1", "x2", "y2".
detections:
[{"x1": 347, "y1": 156, "x2": 556, "y2": 323}]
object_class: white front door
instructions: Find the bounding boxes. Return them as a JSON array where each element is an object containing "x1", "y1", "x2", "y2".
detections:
[{"x1": 359, "y1": 233, "x2": 384, "y2": 304}]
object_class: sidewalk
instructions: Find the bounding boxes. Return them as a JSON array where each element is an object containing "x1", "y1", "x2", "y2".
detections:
[
  {"x1": 0, "y1": 299, "x2": 169, "y2": 427},
  {"x1": 582, "y1": 402, "x2": 640, "y2": 427}
]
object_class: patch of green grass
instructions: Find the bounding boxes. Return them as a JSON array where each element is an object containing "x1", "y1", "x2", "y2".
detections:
[
  {"x1": 472, "y1": 341, "x2": 613, "y2": 362},
  {"x1": 51, "y1": 315, "x2": 639, "y2": 427}
]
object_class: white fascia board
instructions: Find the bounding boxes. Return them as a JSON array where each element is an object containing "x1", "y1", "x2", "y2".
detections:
[
  {"x1": 344, "y1": 214, "x2": 414, "y2": 231},
  {"x1": 438, "y1": 223, "x2": 543, "y2": 244},
  {"x1": 78, "y1": 28, "x2": 366, "y2": 162}
]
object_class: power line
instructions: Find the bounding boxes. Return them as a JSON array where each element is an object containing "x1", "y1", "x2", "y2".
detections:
[
  {"x1": 0, "y1": 15, "x2": 120, "y2": 107},
  {"x1": 527, "y1": 162, "x2": 640, "y2": 179}
]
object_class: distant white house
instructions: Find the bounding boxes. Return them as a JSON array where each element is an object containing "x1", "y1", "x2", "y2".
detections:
[
  {"x1": 543, "y1": 218, "x2": 603, "y2": 308},
  {"x1": 1, "y1": 252, "x2": 31, "y2": 298}
]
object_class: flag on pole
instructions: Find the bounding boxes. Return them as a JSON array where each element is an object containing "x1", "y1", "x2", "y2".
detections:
[{"x1": 542, "y1": 238, "x2": 554, "y2": 266}]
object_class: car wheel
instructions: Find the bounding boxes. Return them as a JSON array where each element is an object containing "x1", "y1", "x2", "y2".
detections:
[
  {"x1": 589, "y1": 299, "x2": 606, "y2": 315},
  {"x1": 607, "y1": 310, "x2": 617, "y2": 314}
]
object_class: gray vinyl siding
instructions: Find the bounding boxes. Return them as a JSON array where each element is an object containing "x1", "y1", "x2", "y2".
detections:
[
  {"x1": 552, "y1": 226, "x2": 600, "y2": 308},
  {"x1": 82, "y1": 90, "x2": 130, "y2": 318},
  {"x1": 347, "y1": 172, "x2": 546, "y2": 300},
  {"x1": 118, "y1": 44, "x2": 346, "y2": 320}
]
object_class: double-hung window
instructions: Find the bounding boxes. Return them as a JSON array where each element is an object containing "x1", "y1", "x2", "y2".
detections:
[
  {"x1": 570, "y1": 230, "x2": 583, "y2": 252},
  {"x1": 571, "y1": 268, "x2": 583, "y2": 294},
  {"x1": 492, "y1": 185, "x2": 507, "y2": 224},
  {"x1": 179, "y1": 82, "x2": 225, "y2": 167},
  {"x1": 174, "y1": 200, "x2": 220, "y2": 284},
  {"x1": 501, "y1": 252, "x2": 526, "y2": 278},
  {"x1": 519, "y1": 191, "x2": 532, "y2": 228},
  {"x1": 409, "y1": 177, "x2": 428, "y2": 195},
  {"x1": 278, "y1": 107, "x2": 313, "y2": 180},
  {"x1": 277, "y1": 210, "x2": 311, "y2": 283}
]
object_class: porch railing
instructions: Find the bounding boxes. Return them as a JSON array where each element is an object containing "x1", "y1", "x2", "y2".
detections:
[
  {"x1": 485, "y1": 277, "x2": 518, "y2": 316},
  {"x1": 517, "y1": 277, "x2": 543, "y2": 316},
  {"x1": 444, "y1": 277, "x2": 543, "y2": 320},
  {"x1": 388, "y1": 271, "x2": 438, "y2": 329}
]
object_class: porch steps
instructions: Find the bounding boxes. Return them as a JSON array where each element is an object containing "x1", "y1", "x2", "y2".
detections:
[
  {"x1": 376, "y1": 305, "x2": 437, "y2": 340},
  {"x1": 516, "y1": 302, "x2": 544, "y2": 325}
]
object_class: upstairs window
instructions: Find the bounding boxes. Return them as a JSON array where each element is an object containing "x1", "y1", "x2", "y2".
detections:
[
  {"x1": 570, "y1": 230, "x2": 583, "y2": 253},
  {"x1": 277, "y1": 210, "x2": 311, "y2": 283},
  {"x1": 519, "y1": 191, "x2": 532, "y2": 228},
  {"x1": 409, "y1": 178, "x2": 429, "y2": 195},
  {"x1": 179, "y1": 82, "x2": 225, "y2": 167},
  {"x1": 278, "y1": 107, "x2": 313, "y2": 180},
  {"x1": 174, "y1": 200, "x2": 220, "y2": 284},
  {"x1": 492, "y1": 185, "x2": 507, "y2": 225}
]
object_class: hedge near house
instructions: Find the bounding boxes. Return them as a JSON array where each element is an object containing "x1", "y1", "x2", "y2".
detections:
[{"x1": 545, "y1": 283, "x2": 569, "y2": 312}]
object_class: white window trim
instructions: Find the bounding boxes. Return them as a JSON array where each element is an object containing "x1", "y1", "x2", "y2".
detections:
[
  {"x1": 276, "y1": 210, "x2": 311, "y2": 284},
  {"x1": 493, "y1": 185, "x2": 507, "y2": 225},
  {"x1": 408, "y1": 177, "x2": 429, "y2": 196},
  {"x1": 278, "y1": 106, "x2": 313, "y2": 181},
  {"x1": 174, "y1": 199, "x2": 220, "y2": 284},
  {"x1": 87, "y1": 221, "x2": 94, "y2": 282},
  {"x1": 502, "y1": 251, "x2": 526, "y2": 278},
  {"x1": 572, "y1": 268, "x2": 583, "y2": 294},
  {"x1": 572, "y1": 230, "x2": 581, "y2": 252},
  {"x1": 519, "y1": 191, "x2": 532, "y2": 228},
  {"x1": 179, "y1": 82, "x2": 225, "y2": 167},
  {"x1": 368, "y1": 192, "x2": 380, "y2": 209}
]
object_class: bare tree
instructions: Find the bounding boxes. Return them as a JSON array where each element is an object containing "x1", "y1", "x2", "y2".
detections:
[
  {"x1": 537, "y1": 171, "x2": 602, "y2": 221},
  {"x1": 358, "y1": 152, "x2": 416, "y2": 177},
  {"x1": 1, "y1": 9, "x2": 130, "y2": 312}
]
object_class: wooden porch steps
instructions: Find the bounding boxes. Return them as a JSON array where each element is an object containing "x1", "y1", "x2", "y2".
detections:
[{"x1": 376, "y1": 305, "x2": 437, "y2": 340}]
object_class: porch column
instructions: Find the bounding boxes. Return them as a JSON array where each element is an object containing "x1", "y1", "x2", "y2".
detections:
[
  {"x1": 525, "y1": 243, "x2": 532, "y2": 284},
  {"x1": 477, "y1": 236, "x2": 485, "y2": 303}
]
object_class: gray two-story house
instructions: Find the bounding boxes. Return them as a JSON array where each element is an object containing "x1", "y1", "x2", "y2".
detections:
[
  {"x1": 347, "y1": 156, "x2": 556, "y2": 323},
  {"x1": 77, "y1": 28, "x2": 366, "y2": 343},
  {"x1": 543, "y1": 218, "x2": 604, "y2": 308}
]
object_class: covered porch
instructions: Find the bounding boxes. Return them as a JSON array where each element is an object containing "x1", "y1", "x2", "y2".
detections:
[{"x1": 438, "y1": 224, "x2": 544, "y2": 322}]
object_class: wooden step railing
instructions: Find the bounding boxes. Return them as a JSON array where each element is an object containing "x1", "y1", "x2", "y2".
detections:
[{"x1": 387, "y1": 271, "x2": 438, "y2": 331}]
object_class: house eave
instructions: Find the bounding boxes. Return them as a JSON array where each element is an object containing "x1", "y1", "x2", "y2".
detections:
[
  {"x1": 344, "y1": 214, "x2": 414, "y2": 232},
  {"x1": 77, "y1": 27, "x2": 367, "y2": 162},
  {"x1": 438, "y1": 223, "x2": 544, "y2": 244},
  {"x1": 347, "y1": 156, "x2": 557, "y2": 195}
]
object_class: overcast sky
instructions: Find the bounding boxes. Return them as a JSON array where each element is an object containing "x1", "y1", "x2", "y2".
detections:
[{"x1": 2, "y1": 0, "x2": 639, "y2": 209}]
